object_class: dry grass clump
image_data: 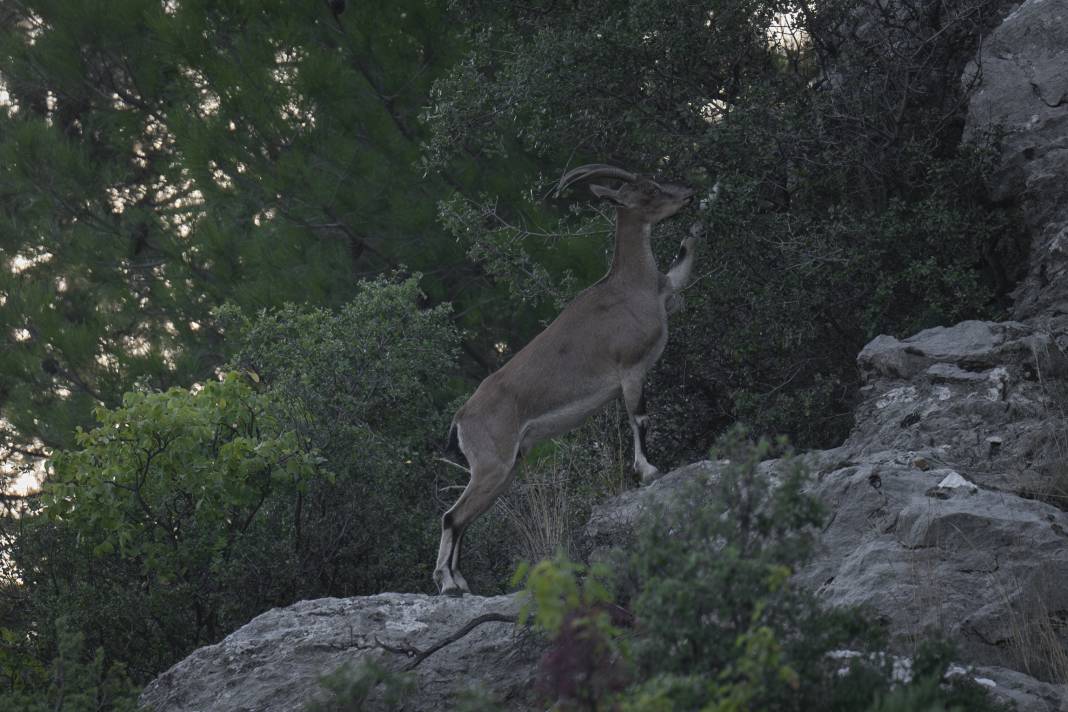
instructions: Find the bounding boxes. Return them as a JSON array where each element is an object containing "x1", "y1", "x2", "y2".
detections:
[
  {"x1": 497, "y1": 404, "x2": 633, "y2": 566},
  {"x1": 1005, "y1": 591, "x2": 1068, "y2": 684}
]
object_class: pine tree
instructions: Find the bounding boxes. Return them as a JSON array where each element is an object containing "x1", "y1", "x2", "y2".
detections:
[{"x1": 0, "y1": 0, "x2": 465, "y2": 464}]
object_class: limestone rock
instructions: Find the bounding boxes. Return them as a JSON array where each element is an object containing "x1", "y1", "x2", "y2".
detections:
[
  {"x1": 584, "y1": 459, "x2": 718, "y2": 554},
  {"x1": 139, "y1": 593, "x2": 541, "y2": 712},
  {"x1": 850, "y1": 319, "x2": 1067, "y2": 495},
  {"x1": 800, "y1": 456, "x2": 1068, "y2": 667},
  {"x1": 970, "y1": 665, "x2": 1068, "y2": 712},
  {"x1": 964, "y1": 0, "x2": 1068, "y2": 327}
]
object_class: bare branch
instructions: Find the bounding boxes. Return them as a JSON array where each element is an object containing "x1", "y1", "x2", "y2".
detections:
[{"x1": 375, "y1": 613, "x2": 518, "y2": 671}]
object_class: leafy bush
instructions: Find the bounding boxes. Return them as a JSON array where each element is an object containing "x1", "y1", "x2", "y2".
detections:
[
  {"x1": 626, "y1": 430, "x2": 828, "y2": 684},
  {"x1": 0, "y1": 618, "x2": 138, "y2": 712},
  {"x1": 516, "y1": 557, "x2": 632, "y2": 708},
  {"x1": 305, "y1": 659, "x2": 415, "y2": 712},
  {"x1": 222, "y1": 274, "x2": 462, "y2": 596},
  {"x1": 20, "y1": 375, "x2": 317, "y2": 678}
]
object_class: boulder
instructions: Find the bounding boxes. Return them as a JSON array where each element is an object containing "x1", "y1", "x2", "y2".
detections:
[{"x1": 139, "y1": 593, "x2": 542, "y2": 712}]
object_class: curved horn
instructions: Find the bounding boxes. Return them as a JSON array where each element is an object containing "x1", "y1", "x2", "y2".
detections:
[{"x1": 555, "y1": 164, "x2": 637, "y2": 197}]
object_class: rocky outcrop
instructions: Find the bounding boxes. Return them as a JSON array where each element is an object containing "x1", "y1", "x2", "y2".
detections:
[
  {"x1": 964, "y1": 0, "x2": 1068, "y2": 327},
  {"x1": 585, "y1": 319, "x2": 1068, "y2": 711},
  {"x1": 585, "y1": 459, "x2": 718, "y2": 556},
  {"x1": 139, "y1": 594, "x2": 541, "y2": 712},
  {"x1": 803, "y1": 320, "x2": 1068, "y2": 670},
  {"x1": 971, "y1": 665, "x2": 1068, "y2": 712}
]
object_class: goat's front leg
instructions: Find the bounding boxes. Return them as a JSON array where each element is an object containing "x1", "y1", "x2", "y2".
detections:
[
  {"x1": 664, "y1": 222, "x2": 703, "y2": 314},
  {"x1": 622, "y1": 377, "x2": 661, "y2": 485}
]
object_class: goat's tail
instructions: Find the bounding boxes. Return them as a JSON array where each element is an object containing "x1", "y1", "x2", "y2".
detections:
[
  {"x1": 441, "y1": 420, "x2": 470, "y2": 471},
  {"x1": 444, "y1": 421, "x2": 461, "y2": 458}
]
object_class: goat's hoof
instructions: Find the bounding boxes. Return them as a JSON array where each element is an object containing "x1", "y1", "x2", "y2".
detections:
[
  {"x1": 640, "y1": 468, "x2": 663, "y2": 486},
  {"x1": 441, "y1": 586, "x2": 465, "y2": 598}
]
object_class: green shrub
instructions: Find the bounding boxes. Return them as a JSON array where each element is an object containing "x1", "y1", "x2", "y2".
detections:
[
  {"x1": 305, "y1": 659, "x2": 415, "y2": 712},
  {"x1": 626, "y1": 429, "x2": 828, "y2": 680},
  {"x1": 515, "y1": 557, "x2": 632, "y2": 710}
]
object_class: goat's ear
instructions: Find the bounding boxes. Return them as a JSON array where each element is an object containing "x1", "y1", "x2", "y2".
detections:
[{"x1": 590, "y1": 183, "x2": 626, "y2": 206}]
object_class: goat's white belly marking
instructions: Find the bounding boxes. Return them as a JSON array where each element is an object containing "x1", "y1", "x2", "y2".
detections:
[{"x1": 521, "y1": 385, "x2": 619, "y2": 447}]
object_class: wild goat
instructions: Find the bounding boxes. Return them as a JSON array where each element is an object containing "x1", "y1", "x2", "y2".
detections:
[{"x1": 435, "y1": 164, "x2": 706, "y2": 596}]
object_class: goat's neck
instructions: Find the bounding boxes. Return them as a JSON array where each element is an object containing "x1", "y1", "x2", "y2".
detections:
[{"x1": 608, "y1": 210, "x2": 658, "y2": 288}]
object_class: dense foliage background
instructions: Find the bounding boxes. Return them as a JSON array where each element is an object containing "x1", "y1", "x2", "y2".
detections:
[{"x1": 0, "y1": 0, "x2": 1020, "y2": 708}]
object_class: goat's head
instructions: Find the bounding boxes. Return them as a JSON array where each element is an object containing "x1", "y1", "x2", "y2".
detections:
[{"x1": 556, "y1": 164, "x2": 695, "y2": 224}]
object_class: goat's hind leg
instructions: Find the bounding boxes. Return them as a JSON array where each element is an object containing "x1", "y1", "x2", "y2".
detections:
[
  {"x1": 434, "y1": 456, "x2": 515, "y2": 596},
  {"x1": 434, "y1": 519, "x2": 464, "y2": 596}
]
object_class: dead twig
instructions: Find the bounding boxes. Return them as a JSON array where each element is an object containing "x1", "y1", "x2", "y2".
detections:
[{"x1": 375, "y1": 613, "x2": 518, "y2": 671}]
